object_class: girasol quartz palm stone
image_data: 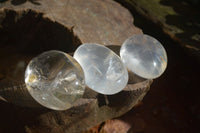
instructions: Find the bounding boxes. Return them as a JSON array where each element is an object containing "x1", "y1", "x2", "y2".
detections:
[
  {"x1": 120, "y1": 34, "x2": 167, "y2": 79},
  {"x1": 73, "y1": 43, "x2": 128, "y2": 95},
  {"x1": 25, "y1": 50, "x2": 85, "y2": 110}
]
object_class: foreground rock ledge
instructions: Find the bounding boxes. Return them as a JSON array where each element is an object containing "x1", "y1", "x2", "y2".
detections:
[{"x1": 0, "y1": 0, "x2": 151, "y2": 133}]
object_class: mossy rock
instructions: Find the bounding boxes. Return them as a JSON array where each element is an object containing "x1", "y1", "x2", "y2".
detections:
[{"x1": 117, "y1": 0, "x2": 200, "y2": 60}]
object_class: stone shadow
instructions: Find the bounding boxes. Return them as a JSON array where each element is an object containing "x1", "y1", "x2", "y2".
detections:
[
  {"x1": 0, "y1": 9, "x2": 81, "y2": 54},
  {"x1": 0, "y1": 0, "x2": 41, "y2": 5}
]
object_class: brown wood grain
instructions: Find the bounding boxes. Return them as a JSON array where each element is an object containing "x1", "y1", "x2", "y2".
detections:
[{"x1": 0, "y1": 0, "x2": 151, "y2": 132}]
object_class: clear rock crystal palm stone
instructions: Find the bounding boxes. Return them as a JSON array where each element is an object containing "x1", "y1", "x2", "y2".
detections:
[
  {"x1": 120, "y1": 34, "x2": 167, "y2": 79},
  {"x1": 25, "y1": 50, "x2": 85, "y2": 110},
  {"x1": 73, "y1": 43, "x2": 128, "y2": 95}
]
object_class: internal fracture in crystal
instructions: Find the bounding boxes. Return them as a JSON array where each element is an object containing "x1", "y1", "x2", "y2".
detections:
[
  {"x1": 120, "y1": 34, "x2": 167, "y2": 79},
  {"x1": 25, "y1": 50, "x2": 85, "y2": 110},
  {"x1": 74, "y1": 43, "x2": 128, "y2": 95}
]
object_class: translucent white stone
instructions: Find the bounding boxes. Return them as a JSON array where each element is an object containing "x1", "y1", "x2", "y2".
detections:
[
  {"x1": 120, "y1": 34, "x2": 167, "y2": 79},
  {"x1": 25, "y1": 50, "x2": 85, "y2": 110},
  {"x1": 73, "y1": 43, "x2": 128, "y2": 95}
]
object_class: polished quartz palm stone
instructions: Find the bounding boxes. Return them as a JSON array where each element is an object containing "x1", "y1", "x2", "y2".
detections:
[
  {"x1": 73, "y1": 43, "x2": 128, "y2": 95},
  {"x1": 25, "y1": 50, "x2": 85, "y2": 110},
  {"x1": 120, "y1": 34, "x2": 167, "y2": 79}
]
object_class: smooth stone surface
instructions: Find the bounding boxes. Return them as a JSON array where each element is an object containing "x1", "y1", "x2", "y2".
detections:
[
  {"x1": 25, "y1": 50, "x2": 85, "y2": 110},
  {"x1": 120, "y1": 34, "x2": 167, "y2": 79},
  {"x1": 74, "y1": 43, "x2": 128, "y2": 95}
]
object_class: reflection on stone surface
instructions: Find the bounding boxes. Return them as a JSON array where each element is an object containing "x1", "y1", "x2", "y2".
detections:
[
  {"x1": 74, "y1": 43, "x2": 128, "y2": 95},
  {"x1": 25, "y1": 50, "x2": 85, "y2": 110},
  {"x1": 120, "y1": 34, "x2": 167, "y2": 79}
]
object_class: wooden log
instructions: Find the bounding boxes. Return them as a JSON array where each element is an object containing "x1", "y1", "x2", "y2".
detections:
[{"x1": 0, "y1": 0, "x2": 152, "y2": 132}]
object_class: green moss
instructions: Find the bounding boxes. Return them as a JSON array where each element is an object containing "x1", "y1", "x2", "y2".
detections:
[
  {"x1": 126, "y1": 0, "x2": 177, "y2": 23},
  {"x1": 122, "y1": 0, "x2": 200, "y2": 51}
]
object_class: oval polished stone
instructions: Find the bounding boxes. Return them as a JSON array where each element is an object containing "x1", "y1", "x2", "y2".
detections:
[
  {"x1": 74, "y1": 43, "x2": 128, "y2": 95},
  {"x1": 120, "y1": 34, "x2": 167, "y2": 79},
  {"x1": 25, "y1": 50, "x2": 85, "y2": 110}
]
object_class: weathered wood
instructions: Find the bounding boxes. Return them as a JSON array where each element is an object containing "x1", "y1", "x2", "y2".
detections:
[
  {"x1": 0, "y1": 0, "x2": 151, "y2": 132},
  {"x1": 0, "y1": 0, "x2": 142, "y2": 47}
]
